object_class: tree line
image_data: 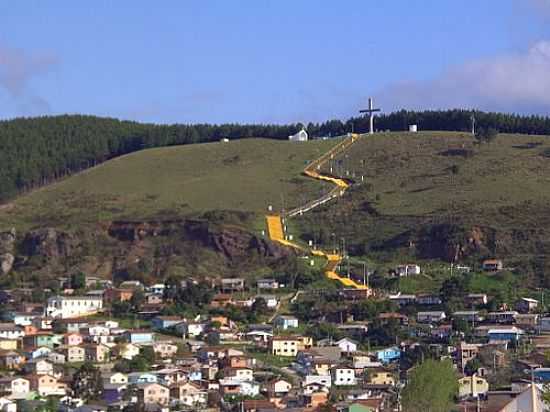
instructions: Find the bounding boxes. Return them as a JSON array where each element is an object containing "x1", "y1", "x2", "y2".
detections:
[{"x1": 3, "y1": 109, "x2": 550, "y2": 201}]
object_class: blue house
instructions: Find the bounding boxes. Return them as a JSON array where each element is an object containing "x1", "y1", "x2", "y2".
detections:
[
  {"x1": 151, "y1": 316, "x2": 184, "y2": 330},
  {"x1": 534, "y1": 368, "x2": 550, "y2": 383},
  {"x1": 487, "y1": 327, "x2": 524, "y2": 343},
  {"x1": 124, "y1": 330, "x2": 154, "y2": 344},
  {"x1": 128, "y1": 372, "x2": 158, "y2": 384},
  {"x1": 376, "y1": 346, "x2": 401, "y2": 364}
]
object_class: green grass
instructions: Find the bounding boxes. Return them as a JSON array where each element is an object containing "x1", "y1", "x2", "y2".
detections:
[
  {"x1": 296, "y1": 131, "x2": 550, "y2": 270},
  {"x1": 0, "y1": 138, "x2": 338, "y2": 230}
]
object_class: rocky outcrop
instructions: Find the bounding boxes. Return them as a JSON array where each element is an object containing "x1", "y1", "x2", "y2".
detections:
[
  {"x1": 107, "y1": 220, "x2": 183, "y2": 241},
  {"x1": 23, "y1": 228, "x2": 79, "y2": 259},
  {"x1": 0, "y1": 253, "x2": 14, "y2": 274},
  {"x1": 184, "y1": 219, "x2": 292, "y2": 261},
  {"x1": 0, "y1": 228, "x2": 16, "y2": 253},
  {"x1": 416, "y1": 223, "x2": 492, "y2": 262}
]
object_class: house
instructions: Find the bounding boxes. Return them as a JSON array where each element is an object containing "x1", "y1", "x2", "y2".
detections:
[
  {"x1": 23, "y1": 359, "x2": 54, "y2": 375},
  {"x1": 288, "y1": 129, "x2": 308, "y2": 142},
  {"x1": 223, "y1": 367, "x2": 254, "y2": 382},
  {"x1": 375, "y1": 347, "x2": 401, "y2": 364},
  {"x1": 64, "y1": 332, "x2": 83, "y2": 346},
  {"x1": 147, "y1": 283, "x2": 166, "y2": 295},
  {"x1": 336, "y1": 337, "x2": 358, "y2": 353},
  {"x1": 516, "y1": 297, "x2": 539, "y2": 313},
  {"x1": 482, "y1": 259, "x2": 503, "y2": 271},
  {"x1": 0, "y1": 350, "x2": 24, "y2": 370},
  {"x1": 270, "y1": 336, "x2": 312, "y2": 359},
  {"x1": 220, "y1": 278, "x2": 245, "y2": 292},
  {"x1": 136, "y1": 383, "x2": 170, "y2": 405},
  {"x1": 103, "y1": 288, "x2": 135, "y2": 304},
  {"x1": 0, "y1": 339, "x2": 18, "y2": 351},
  {"x1": 22, "y1": 333, "x2": 61, "y2": 349},
  {"x1": 119, "y1": 280, "x2": 143, "y2": 290},
  {"x1": 210, "y1": 294, "x2": 233, "y2": 308},
  {"x1": 152, "y1": 341, "x2": 178, "y2": 358},
  {"x1": 124, "y1": 330, "x2": 154, "y2": 344},
  {"x1": 388, "y1": 293, "x2": 416, "y2": 306},
  {"x1": 0, "y1": 397, "x2": 16, "y2": 412},
  {"x1": 465, "y1": 293, "x2": 488, "y2": 306},
  {"x1": 367, "y1": 370, "x2": 395, "y2": 386},
  {"x1": 170, "y1": 382, "x2": 207, "y2": 407},
  {"x1": 46, "y1": 295, "x2": 103, "y2": 318},
  {"x1": 112, "y1": 343, "x2": 140, "y2": 360},
  {"x1": 378, "y1": 312, "x2": 408, "y2": 326},
  {"x1": 28, "y1": 374, "x2": 67, "y2": 397},
  {"x1": 0, "y1": 377, "x2": 29, "y2": 397},
  {"x1": 219, "y1": 379, "x2": 260, "y2": 397},
  {"x1": 416, "y1": 294, "x2": 442, "y2": 306},
  {"x1": 256, "y1": 295, "x2": 278, "y2": 309},
  {"x1": 304, "y1": 374, "x2": 332, "y2": 389},
  {"x1": 458, "y1": 342, "x2": 483, "y2": 370},
  {"x1": 273, "y1": 315, "x2": 298, "y2": 330},
  {"x1": 47, "y1": 351, "x2": 65, "y2": 365},
  {"x1": 128, "y1": 372, "x2": 158, "y2": 385},
  {"x1": 453, "y1": 311, "x2": 482, "y2": 323},
  {"x1": 102, "y1": 372, "x2": 128, "y2": 385},
  {"x1": 151, "y1": 316, "x2": 184, "y2": 330},
  {"x1": 515, "y1": 314, "x2": 539, "y2": 328},
  {"x1": 175, "y1": 321, "x2": 206, "y2": 338},
  {"x1": 0, "y1": 324, "x2": 24, "y2": 340},
  {"x1": 60, "y1": 345, "x2": 86, "y2": 363},
  {"x1": 84, "y1": 343, "x2": 110, "y2": 362},
  {"x1": 332, "y1": 364, "x2": 356, "y2": 386},
  {"x1": 458, "y1": 375, "x2": 489, "y2": 399},
  {"x1": 265, "y1": 378, "x2": 292, "y2": 397},
  {"x1": 257, "y1": 279, "x2": 279, "y2": 290},
  {"x1": 488, "y1": 327, "x2": 524, "y2": 343},
  {"x1": 395, "y1": 264, "x2": 421, "y2": 276},
  {"x1": 417, "y1": 311, "x2": 446, "y2": 324}
]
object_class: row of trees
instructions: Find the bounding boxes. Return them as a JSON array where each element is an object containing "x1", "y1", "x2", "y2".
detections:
[{"x1": 3, "y1": 109, "x2": 550, "y2": 201}]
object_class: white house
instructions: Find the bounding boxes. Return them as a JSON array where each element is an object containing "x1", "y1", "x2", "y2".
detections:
[
  {"x1": 335, "y1": 338, "x2": 358, "y2": 353},
  {"x1": 274, "y1": 315, "x2": 299, "y2": 330},
  {"x1": 288, "y1": 129, "x2": 308, "y2": 142},
  {"x1": 0, "y1": 324, "x2": 24, "y2": 340},
  {"x1": 304, "y1": 374, "x2": 331, "y2": 388},
  {"x1": 332, "y1": 365, "x2": 356, "y2": 386},
  {"x1": 46, "y1": 296, "x2": 103, "y2": 318},
  {"x1": 396, "y1": 264, "x2": 421, "y2": 277},
  {"x1": 256, "y1": 295, "x2": 278, "y2": 309}
]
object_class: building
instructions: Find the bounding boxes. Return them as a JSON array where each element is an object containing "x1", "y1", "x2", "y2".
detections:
[
  {"x1": 516, "y1": 297, "x2": 539, "y2": 313},
  {"x1": 273, "y1": 315, "x2": 298, "y2": 330},
  {"x1": 375, "y1": 347, "x2": 401, "y2": 364},
  {"x1": 257, "y1": 279, "x2": 279, "y2": 290},
  {"x1": 0, "y1": 324, "x2": 24, "y2": 340},
  {"x1": 136, "y1": 383, "x2": 170, "y2": 405},
  {"x1": 332, "y1": 365, "x2": 356, "y2": 386},
  {"x1": 288, "y1": 129, "x2": 308, "y2": 142},
  {"x1": 367, "y1": 370, "x2": 395, "y2": 386},
  {"x1": 220, "y1": 278, "x2": 245, "y2": 292},
  {"x1": 335, "y1": 337, "x2": 358, "y2": 353},
  {"x1": 487, "y1": 311, "x2": 518, "y2": 324},
  {"x1": 395, "y1": 264, "x2": 421, "y2": 276},
  {"x1": 60, "y1": 345, "x2": 85, "y2": 363},
  {"x1": 270, "y1": 337, "x2": 301, "y2": 357},
  {"x1": 482, "y1": 259, "x2": 503, "y2": 271},
  {"x1": 458, "y1": 375, "x2": 489, "y2": 399},
  {"x1": 124, "y1": 330, "x2": 154, "y2": 344},
  {"x1": 151, "y1": 316, "x2": 184, "y2": 330},
  {"x1": 465, "y1": 293, "x2": 488, "y2": 306},
  {"x1": 488, "y1": 327, "x2": 524, "y2": 343},
  {"x1": 417, "y1": 311, "x2": 446, "y2": 323},
  {"x1": 46, "y1": 296, "x2": 103, "y2": 319}
]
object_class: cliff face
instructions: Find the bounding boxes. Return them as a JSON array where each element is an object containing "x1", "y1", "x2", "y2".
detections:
[{"x1": 4, "y1": 218, "x2": 293, "y2": 285}]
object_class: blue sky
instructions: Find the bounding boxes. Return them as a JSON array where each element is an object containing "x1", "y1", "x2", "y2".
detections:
[{"x1": 2, "y1": 0, "x2": 550, "y2": 124}]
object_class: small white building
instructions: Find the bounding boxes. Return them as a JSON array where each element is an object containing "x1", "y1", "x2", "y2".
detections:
[
  {"x1": 332, "y1": 365, "x2": 356, "y2": 386},
  {"x1": 46, "y1": 295, "x2": 103, "y2": 319},
  {"x1": 288, "y1": 129, "x2": 308, "y2": 142},
  {"x1": 396, "y1": 264, "x2": 421, "y2": 277},
  {"x1": 417, "y1": 311, "x2": 447, "y2": 324},
  {"x1": 335, "y1": 338, "x2": 358, "y2": 353}
]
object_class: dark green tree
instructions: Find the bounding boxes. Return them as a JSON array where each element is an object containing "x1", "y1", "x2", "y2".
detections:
[{"x1": 71, "y1": 362, "x2": 103, "y2": 401}]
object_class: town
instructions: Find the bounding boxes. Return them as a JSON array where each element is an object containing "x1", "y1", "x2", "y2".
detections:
[{"x1": 0, "y1": 254, "x2": 545, "y2": 412}]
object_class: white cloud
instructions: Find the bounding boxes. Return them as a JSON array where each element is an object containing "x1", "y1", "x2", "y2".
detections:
[
  {"x1": 378, "y1": 40, "x2": 550, "y2": 114},
  {"x1": 0, "y1": 44, "x2": 59, "y2": 115}
]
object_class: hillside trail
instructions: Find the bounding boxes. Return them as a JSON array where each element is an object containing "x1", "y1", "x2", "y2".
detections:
[{"x1": 265, "y1": 133, "x2": 369, "y2": 291}]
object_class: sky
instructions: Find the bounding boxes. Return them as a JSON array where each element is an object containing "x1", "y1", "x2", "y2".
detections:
[{"x1": 2, "y1": 0, "x2": 550, "y2": 124}]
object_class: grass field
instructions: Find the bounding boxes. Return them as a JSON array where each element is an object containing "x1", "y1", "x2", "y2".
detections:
[
  {"x1": 0, "y1": 138, "x2": 337, "y2": 230},
  {"x1": 295, "y1": 131, "x2": 550, "y2": 271}
]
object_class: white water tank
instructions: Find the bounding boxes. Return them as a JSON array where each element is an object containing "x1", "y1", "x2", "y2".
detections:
[{"x1": 409, "y1": 124, "x2": 418, "y2": 133}]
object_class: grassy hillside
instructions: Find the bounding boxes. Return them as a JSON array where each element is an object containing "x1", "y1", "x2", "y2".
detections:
[
  {"x1": 0, "y1": 138, "x2": 337, "y2": 230},
  {"x1": 295, "y1": 131, "x2": 550, "y2": 278}
]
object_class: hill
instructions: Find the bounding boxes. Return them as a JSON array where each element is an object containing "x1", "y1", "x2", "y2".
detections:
[
  {"x1": 1, "y1": 138, "x2": 336, "y2": 231},
  {"x1": 0, "y1": 138, "x2": 337, "y2": 286},
  {"x1": 294, "y1": 131, "x2": 550, "y2": 288}
]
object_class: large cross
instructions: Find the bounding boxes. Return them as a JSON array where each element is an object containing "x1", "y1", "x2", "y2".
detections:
[{"x1": 359, "y1": 97, "x2": 381, "y2": 134}]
